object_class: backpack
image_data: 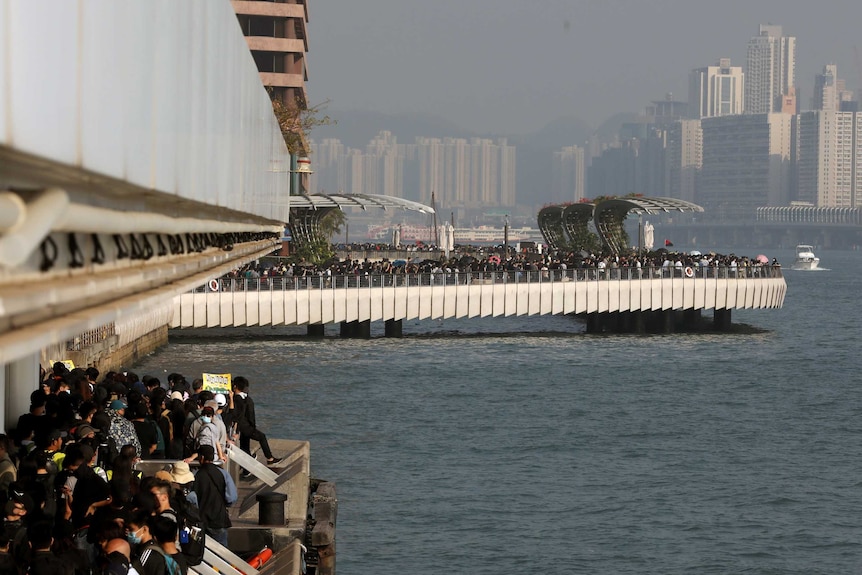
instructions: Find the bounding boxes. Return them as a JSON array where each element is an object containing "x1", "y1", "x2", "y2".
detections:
[
  {"x1": 160, "y1": 409, "x2": 174, "y2": 444},
  {"x1": 194, "y1": 421, "x2": 219, "y2": 452},
  {"x1": 149, "y1": 418, "x2": 165, "y2": 454},
  {"x1": 182, "y1": 412, "x2": 199, "y2": 458},
  {"x1": 174, "y1": 499, "x2": 206, "y2": 566},
  {"x1": 146, "y1": 543, "x2": 182, "y2": 575}
]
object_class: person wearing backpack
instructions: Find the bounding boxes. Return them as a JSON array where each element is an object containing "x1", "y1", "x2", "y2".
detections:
[
  {"x1": 183, "y1": 405, "x2": 225, "y2": 464},
  {"x1": 126, "y1": 510, "x2": 181, "y2": 575},
  {"x1": 193, "y1": 445, "x2": 231, "y2": 546}
]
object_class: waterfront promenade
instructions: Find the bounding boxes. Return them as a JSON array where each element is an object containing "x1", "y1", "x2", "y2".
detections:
[{"x1": 172, "y1": 265, "x2": 786, "y2": 334}]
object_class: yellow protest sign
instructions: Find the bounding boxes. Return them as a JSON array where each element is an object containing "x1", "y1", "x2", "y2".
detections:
[
  {"x1": 202, "y1": 373, "x2": 232, "y2": 395},
  {"x1": 49, "y1": 360, "x2": 76, "y2": 371}
]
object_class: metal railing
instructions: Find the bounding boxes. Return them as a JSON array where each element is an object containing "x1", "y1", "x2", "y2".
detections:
[
  {"x1": 66, "y1": 323, "x2": 116, "y2": 351},
  {"x1": 195, "y1": 265, "x2": 783, "y2": 293}
]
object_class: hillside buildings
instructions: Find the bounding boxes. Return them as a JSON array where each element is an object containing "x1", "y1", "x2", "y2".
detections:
[
  {"x1": 311, "y1": 22, "x2": 862, "y2": 221},
  {"x1": 309, "y1": 134, "x2": 516, "y2": 210}
]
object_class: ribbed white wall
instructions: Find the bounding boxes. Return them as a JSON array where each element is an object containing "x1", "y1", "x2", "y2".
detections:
[
  {"x1": 0, "y1": 1, "x2": 290, "y2": 223},
  {"x1": 172, "y1": 277, "x2": 788, "y2": 328},
  {"x1": 115, "y1": 303, "x2": 174, "y2": 347}
]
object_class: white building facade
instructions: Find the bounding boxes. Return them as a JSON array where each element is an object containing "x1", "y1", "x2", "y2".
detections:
[
  {"x1": 796, "y1": 111, "x2": 862, "y2": 207},
  {"x1": 745, "y1": 24, "x2": 796, "y2": 114},
  {"x1": 551, "y1": 146, "x2": 586, "y2": 203},
  {"x1": 666, "y1": 119, "x2": 702, "y2": 204},
  {"x1": 689, "y1": 58, "x2": 744, "y2": 118}
]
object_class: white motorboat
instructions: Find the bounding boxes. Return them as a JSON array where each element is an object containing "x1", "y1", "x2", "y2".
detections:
[{"x1": 791, "y1": 244, "x2": 820, "y2": 270}]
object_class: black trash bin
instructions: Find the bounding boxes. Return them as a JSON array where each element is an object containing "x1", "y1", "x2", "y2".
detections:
[{"x1": 256, "y1": 492, "x2": 288, "y2": 526}]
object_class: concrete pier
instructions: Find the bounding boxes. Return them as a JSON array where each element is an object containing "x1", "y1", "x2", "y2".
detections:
[
  {"x1": 174, "y1": 269, "x2": 786, "y2": 333},
  {"x1": 713, "y1": 309, "x2": 732, "y2": 331},
  {"x1": 384, "y1": 319, "x2": 403, "y2": 338},
  {"x1": 307, "y1": 324, "x2": 325, "y2": 338},
  {"x1": 340, "y1": 320, "x2": 371, "y2": 339}
]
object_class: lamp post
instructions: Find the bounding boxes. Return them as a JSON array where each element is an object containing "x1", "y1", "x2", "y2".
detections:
[{"x1": 504, "y1": 214, "x2": 509, "y2": 259}]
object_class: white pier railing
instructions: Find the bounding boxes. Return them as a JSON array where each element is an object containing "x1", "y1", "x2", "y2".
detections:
[{"x1": 172, "y1": 267, "x2": 786, "y2": 328}]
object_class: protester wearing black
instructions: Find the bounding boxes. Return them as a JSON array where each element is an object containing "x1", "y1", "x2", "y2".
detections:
[
  {"x1": 27, "y1": 520, "x2": 74, "y2": 575},
  {"x1": 231, "y1": 377, "x2": 280, "y2": 465},
  {"x1": 192, "y1": 446, "x2": 230, "y2": 546}
]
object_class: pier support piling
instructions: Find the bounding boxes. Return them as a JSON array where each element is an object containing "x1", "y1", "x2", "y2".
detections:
[
  {"x1": 683, "y1": 309, "x2": 701, "y2": 330},
  {"x1": 307, "y1": 324, "x2": 325, "y2": 338},
  {"x1": 634, "y1": 311, "x2": 645, "y2": 334},
  {"x1": 340, "y1": 320, "x2": 371, "y2": 339},
  {"x1": 384, "y1": 319, "x2": 402, "y2": 338},
  {"x1": 356, "y1": 320, "x2": 371, "y2": 339},
  {"x1": 713, "y1": 309, "x2": 732, "y2": 331},
  {"x1": 339, "y1": 321, "x2": 354, "y2": 338},
  {"x1": 661, "y1": 310, "x2": 675, "y2": 334}
]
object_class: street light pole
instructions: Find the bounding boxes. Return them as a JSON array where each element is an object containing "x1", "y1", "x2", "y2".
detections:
[{"x1": 504, "y1": 214, "x2": 509, "y2": 259}]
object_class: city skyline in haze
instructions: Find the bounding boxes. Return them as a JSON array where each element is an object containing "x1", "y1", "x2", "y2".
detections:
[{"x1": 309, "y1": 0, "x2": 862, "y2": 135}]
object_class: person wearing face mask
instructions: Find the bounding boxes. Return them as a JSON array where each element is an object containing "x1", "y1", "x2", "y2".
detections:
[
  {"x1": 182, "y1": 405, "x2": 224, "y2": 465},
  {"x1": 126, "y1": 511, "x2": 180, "y2": 575}
]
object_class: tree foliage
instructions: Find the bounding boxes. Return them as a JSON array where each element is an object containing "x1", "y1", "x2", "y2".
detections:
[
  {"x1": 287, "y1": 210, "x2": 345, "y2": 265},
  {"x1": 290, "y1": 236, "x2": 333, "y2": 265},
  {"x1": 319, "y1": 209, "x2": 346, "y2": 239},
  {"x1": 270, "y1": 94, "x2": 335, "y2": 154}
]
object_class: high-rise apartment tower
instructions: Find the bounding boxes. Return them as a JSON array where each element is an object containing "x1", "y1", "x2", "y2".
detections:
[{"x1": 745, "y1": 24, "x2": 796, "y2": 114}]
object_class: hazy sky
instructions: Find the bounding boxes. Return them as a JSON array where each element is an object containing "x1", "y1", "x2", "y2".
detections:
[{"x1": 309, "y1": 0, "x2": 862, "y2": 134}]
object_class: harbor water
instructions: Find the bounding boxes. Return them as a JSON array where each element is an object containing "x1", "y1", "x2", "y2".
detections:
[{"x1": 133, "y1": 249, "x2": 862, "y2": 574}]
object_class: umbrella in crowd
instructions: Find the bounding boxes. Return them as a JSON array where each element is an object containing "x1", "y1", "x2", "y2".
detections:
[
  {"x1": 459, "y1": 255, "x2": 476, "y2": 265},
  {"x1": 392, "y1": 260, "x2": 407, "y2": 267},
  {"x1": 488, "y1": 255, "x2": 501, "y2": 264},
  {"x1": 756, "y1": 254, "x2": 769, "y2": 264},
  {"x1": 689, "y1": 250, "x2": 702, "y2": 257}
]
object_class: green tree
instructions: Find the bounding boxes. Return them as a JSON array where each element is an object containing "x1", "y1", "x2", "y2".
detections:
[{"x1": 288, "y1": 209, "x2": 345, "y2": 264}]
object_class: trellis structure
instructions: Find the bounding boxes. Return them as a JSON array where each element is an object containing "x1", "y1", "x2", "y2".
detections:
[
  {"x1": 538, "y1": 197, "x2": 703, "y2": 255},
  {"x1": 288, "y1": 193, "x2": 435, "y2": 252}
]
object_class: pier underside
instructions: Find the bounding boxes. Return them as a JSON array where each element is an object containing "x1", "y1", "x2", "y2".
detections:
[{"x1": 582, "y1": 309, "x2": 732, "y2": 334}]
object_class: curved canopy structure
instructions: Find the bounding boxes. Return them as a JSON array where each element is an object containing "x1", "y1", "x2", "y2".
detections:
[
  {"x1": 538, "y1": 197, "x2": 704, "y2": 255},
  {"x1": 537, "y1": 206, "x2": 568, "y2": 251},
  {"x1": 289, "y1": 193, "x2": 435, "y2": 215},
  {"x1": 289, "y1": 193, "x2": 435, "y2": 251},
  {"x1": 594, "y1": 197, "x2": 704, "y2": 216},
  {"x1": 562, "y1": 204, "x2": 598, "y2": 254}
]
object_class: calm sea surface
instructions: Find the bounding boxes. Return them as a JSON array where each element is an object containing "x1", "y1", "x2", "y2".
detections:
[{"x1": 133, "y1": 248, "x2": 862, "y2": 574}]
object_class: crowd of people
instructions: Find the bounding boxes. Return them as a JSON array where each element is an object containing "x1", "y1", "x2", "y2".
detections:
[
  {"x1": 0, "y1": 364, "x2": 281, "y2": 575},
  {"x1": 223, "y1": 247, "x2": 780, "y2": 287}
]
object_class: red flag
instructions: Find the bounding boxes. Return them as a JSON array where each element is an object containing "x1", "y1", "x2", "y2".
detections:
[{"x1": 664, "y1": 239, "x2": 674, "y2": 247}]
